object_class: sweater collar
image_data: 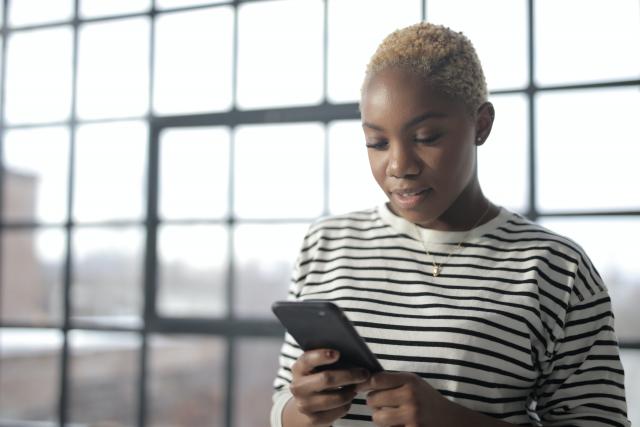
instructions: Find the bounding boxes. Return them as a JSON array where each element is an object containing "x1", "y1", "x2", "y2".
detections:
[{"x1": 377, "y1": 202, "x2": 510, "y2": 244}]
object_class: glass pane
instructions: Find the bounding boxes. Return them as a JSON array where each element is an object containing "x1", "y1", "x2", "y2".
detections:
[
  {"x1": 620, "y1": 349, "x2": 640, "y2": 425},
  {"x1": 68, "y1": 331, "x2": 140, "y2": 426},
  {"x1": 148, "y1": 335, "x2": 226, "y2": 427},
  {"x1": 479, "y1": 94, "x2": 528, "y2": 213},
  {"x1": 233, "y1": 223, "x2": 308, "y2": 318},
  {"x1": 234, "y1": 123, "x2": 324, "y2": 218},
  {"x1": 72, "y1": 227, "x2": 145, "y2": 327},
  {"x1": 76, "y1": 17, "x2": 150, "y2": 119},
  {"x1": 74, "y1": 121, "x2": 148, "y2": 222},
  {"x1": 536, "y1": 88, "x2": 640, "y2": 212},
  {"x1": 157, "y1": 225, "x2": 228, "y2": 318},
  {"x1": 233, "y1": 338, "x2": 281, "y2": 427},
  {"x1": 426, "y1": 0, "x2": 528, "y2": 90},
  {"x1": 538, "y1": 217, "x2": 640, "y2": 342},
  {"x1": 156, "y1": 0, "x2": 227, "y2": 9},
  {"x1": 3, "y1": 127, "x2": 69, "y2": 223},
  {"x1": 160, "y1": 127, "x2": 230, "y2": 220},
  {"x1": 328, "y1": 120, "x2": 386, "y2": 214},
  {"x1": 1, "y1": 228, "x2": 65, "y2": 325},
  {"x1": 0, "y1": 328, "x2": 62, "y2": 425},
  {"x1": 80, "y1": 0, "x2": 150, "y2": 18},
  {"x1": 5, "y1": 27, "x2": 72, "y2": 124},
  {"x1": 237, "y1": 0, "x2": 323, "y2": 109},
  {"x1": 327, "y1": 0, "x2": 422, "y2": 103},
  {"x1": 154, "y1": 6, "x2": 233, "y2": 115},
  {"x1": 9, "y1": 0, "x2": 73, "y2": 27},
  {"x1": 535, "y1": 0, "x2": 640, "y2": 86}
]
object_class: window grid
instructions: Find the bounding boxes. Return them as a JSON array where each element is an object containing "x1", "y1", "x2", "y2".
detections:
[{"x1": 0, "y1": 0, "x2": 638, "y2": 426}]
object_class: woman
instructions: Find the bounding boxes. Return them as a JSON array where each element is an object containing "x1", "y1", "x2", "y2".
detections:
[{"x1": 271, "y1": 22, "x2": 630, "y2": 427}]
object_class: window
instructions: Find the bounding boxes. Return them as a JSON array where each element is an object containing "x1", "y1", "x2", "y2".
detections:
[{"x1": 1, "y1": 1, "x2": 638, "y2": 426}]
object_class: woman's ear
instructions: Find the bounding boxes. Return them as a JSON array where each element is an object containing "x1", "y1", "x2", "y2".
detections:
[{"x1": 474, "y1": 102, "x2": 495, "y2": 146}]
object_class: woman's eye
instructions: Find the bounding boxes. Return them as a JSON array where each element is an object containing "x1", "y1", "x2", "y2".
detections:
[
  {"x1": 366, "y1": 140, "x2": 388, "y2": 149},
  {"x1": 414, "y1": 134, "x2": 441, "y2": 144}
]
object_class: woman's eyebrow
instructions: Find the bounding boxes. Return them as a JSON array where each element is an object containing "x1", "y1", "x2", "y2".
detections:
[{"x1": 362, "y1": 111, "x2": 447, "y2": 131}]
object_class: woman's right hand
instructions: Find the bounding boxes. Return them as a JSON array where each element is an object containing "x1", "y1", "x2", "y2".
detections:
[{"x1": 284, "y1": 349, "x2": 371, "y2": 427}]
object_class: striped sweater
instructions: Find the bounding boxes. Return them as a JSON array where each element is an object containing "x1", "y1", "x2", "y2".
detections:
[{"x1": 271, "y1": 204, "x2": 630, "y2": 426}]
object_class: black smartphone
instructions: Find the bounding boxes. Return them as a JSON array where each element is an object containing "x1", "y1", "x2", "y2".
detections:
[{"x1": 271, "y1": 300, "x2": 383, "y2": 373}]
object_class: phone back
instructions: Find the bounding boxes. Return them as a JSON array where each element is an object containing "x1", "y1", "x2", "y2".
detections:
[{"x1": 272, "y1": 300, "x2": 382, "y2": 373}]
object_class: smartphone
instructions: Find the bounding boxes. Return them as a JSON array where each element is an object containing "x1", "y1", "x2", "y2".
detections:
[{"x1": 272, "y1": 300, "x2": 383, "y2": 373}]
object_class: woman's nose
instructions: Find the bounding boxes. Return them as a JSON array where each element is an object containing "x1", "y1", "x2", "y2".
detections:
[{"x1": 386, "y1": 142, "x2": 421, "y2": 178}]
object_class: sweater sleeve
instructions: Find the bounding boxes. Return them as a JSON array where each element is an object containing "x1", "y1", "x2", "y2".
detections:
[
  {"x1": 534, "y1": 287, "x2": 630, "y2": 426},
  {"x1": 270, "y1": 223, "x2": 318, "y2": 427}
]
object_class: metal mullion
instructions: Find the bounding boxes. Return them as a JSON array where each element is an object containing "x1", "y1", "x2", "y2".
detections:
[
  {"x1": 526, "y1": 0, "x2": 537, "y2": 222},
  {"x1": 321, "y1": 0, "x2": 328, "y2": 103},
  {"x1": 58, "y1": 1, "x2": 81, "y2": 425},
  {"x1": 422, "y1": 0, "x2": 427, "y2": 21},
  {"x1": 224, "y1": 1, "x2": 241, "y2": 424},
  {"x1": 0, "y1": 0, "x2": 9, "y2": 330},
  {"x1": 153, "y1": 102, "x2": 361, "y2": 128},
  {"x1": 137, "y1": 2, "x2": 160, "y2": 425}
]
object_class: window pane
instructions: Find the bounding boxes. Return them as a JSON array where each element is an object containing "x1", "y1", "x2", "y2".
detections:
[
  {"x1": 0, "y1": 328, "x2": 62, "y2": 425},
  {"x1": 157, "y1": 225, "x2": 228, "y2": 318},
  {"x1": 479, "y1": 94, "x2": 528, "y2": 213},
  {"x1": 237, "y1": 0, "x2": 323, "y2": 109},
  {"x1": 77, "y1": 18, "x2": 150, "y2": 119},
  {"x1": 3, "y1": 127, "x2": 69, "y2": 223},
  {"x1": 9, "y1": 0, "x2": 73, "y2": 27},
  {"x1": 538, "y1": 217, "x2": 640, "y2": 342},
  {"x1": 1, "y1": 228, "x2": 65, "y2": 325},
  {"x1": 327, "y1": 0, "x2": 421, "y2": 103},
  {"x1": 156, "y1": 0, "x2": 227, "y2": 9},
  {"x1": 74, "y1": 121, "x2": 148, "y2": 222},
  {"x1": 160, "y1": 127, "x2": 230, "y2": 220},
  {"x1": 5, "y1": 27, "x2": 72, "y2": 124},
  {"x1": 80, "y1": 0, "x2": 150, "y2": 18},
  {"x1": 148, "y1": 335, "x2": 226, "y2": 427},
  {"x1": 620, "y1": 349, "x2": 640, "y2": 425},
  {"x1": 72, "y1": 227, "x2": 144, "y2": 328},
  {"x1": 233, "y1": 223, "x2": 308, "y2": 318},
  {"x1": 328, "y1": 120, "x2": 385, "y2": 214},
  {"x1": 234, "y1": 123, "x2": 324, "y2": 218},
  {"x1": 233, "y1": 338, "x2": 281, "y2": 427},
  {"x1": 535, "y1": 0, "x2": 640, "y2": 85},
  {"x1": 154, "y1": 6, "x2": 233, "y2": 115},
  {"x1": 426, "y1": 0, "x2": 528, "y2": 90},
  {"x1": 536, "y1": 88, "x2": 640, "y2": 212},
  {"x1": 68, "y1": 331, "x2": 140, "y2": 426}
]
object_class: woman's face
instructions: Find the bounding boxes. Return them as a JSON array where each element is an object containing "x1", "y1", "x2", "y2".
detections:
[{"x1": 360, "y1": 67, "x2": 490, "y2": 229}]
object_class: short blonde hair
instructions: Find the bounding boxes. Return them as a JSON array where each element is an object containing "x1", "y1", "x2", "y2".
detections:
[{"x1": 362, "y1": 22, "x2": 488, "y2": 113}]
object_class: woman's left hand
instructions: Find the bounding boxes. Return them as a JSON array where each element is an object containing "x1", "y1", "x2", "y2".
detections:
[{"x1": 356, "y1": 371, "x2": 452, "y2": 427}]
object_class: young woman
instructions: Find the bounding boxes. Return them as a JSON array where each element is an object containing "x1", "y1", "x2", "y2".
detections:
[{"x1": 271, "y1": 22, "x2": 630, "y2": 427}]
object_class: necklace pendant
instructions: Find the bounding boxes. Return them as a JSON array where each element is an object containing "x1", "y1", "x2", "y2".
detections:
[{"x1": 432, "y1": 265, "x2": 442, "y2": 277}]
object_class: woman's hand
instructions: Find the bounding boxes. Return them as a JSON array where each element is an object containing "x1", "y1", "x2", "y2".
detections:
[
  {"x1": 284, "y1": 349, "x2": 371, "y2": 427},
  {"x1": 356, "y1": 371, "x2": 452, "y2": 427}
]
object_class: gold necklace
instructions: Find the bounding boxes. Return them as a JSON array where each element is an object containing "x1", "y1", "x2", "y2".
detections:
[{"x1": 414, "y1": 202, "x2": 492, "y2": 277}]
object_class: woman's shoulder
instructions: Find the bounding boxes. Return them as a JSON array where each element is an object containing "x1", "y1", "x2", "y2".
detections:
[{"x1": 306, "y1": 206, "x2": 387, "y2": 236}]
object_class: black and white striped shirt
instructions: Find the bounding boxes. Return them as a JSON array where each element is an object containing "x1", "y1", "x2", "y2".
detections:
[{"x1": 272, "y1": 204, "x2": 630, "y2": 426}]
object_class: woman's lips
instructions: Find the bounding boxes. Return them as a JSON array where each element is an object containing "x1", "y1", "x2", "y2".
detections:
[{"x1": 391, "y1": 188, "x2": 432, "y2": 209}]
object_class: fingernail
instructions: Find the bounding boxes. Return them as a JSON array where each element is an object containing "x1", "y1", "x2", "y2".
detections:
[{"x1": 325, "y1": 350, "x2": 335, "y2": 359}]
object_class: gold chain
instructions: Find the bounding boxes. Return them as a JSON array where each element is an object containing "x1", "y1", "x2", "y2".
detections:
[{"x1": 414, "y1": 202, "x2": 492, "y2": 277}]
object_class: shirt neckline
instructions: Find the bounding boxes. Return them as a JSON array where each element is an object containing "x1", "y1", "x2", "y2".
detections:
[{"x1": 377, "y1": 202, "x2": 510, "y2": 245}]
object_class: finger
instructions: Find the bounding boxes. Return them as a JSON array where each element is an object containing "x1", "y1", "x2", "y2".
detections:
[
  {"x1": 295, "y1": 386, "x2": 357, "y2": 414},
  {"x1": 366, "y1": 387, "x2": 406, "y2": 409},
  {"x1": 371, "y1": 406, "x2": 410, "y2": 427},
  {"x1": 292, "y1": 349, "x2": 339, "y2": 376},
  {"x1": 357, "y1": 371, "x2": 412, "y2": 393},
  {"x1": 291, "y1": 368, "x2": 370, "y2": 396}
]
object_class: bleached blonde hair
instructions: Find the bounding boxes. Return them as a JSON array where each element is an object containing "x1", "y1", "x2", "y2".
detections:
[{"x1": 362, "y1": 22, "x2": 488, "y2": 113}]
